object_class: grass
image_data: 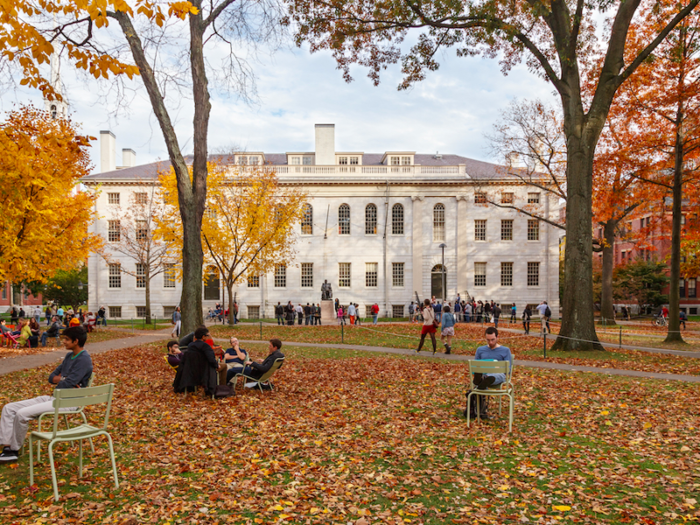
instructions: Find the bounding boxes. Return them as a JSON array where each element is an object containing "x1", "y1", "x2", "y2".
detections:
[{"x1": 0, "y1": 341, "x2": 698, "y2": 524}]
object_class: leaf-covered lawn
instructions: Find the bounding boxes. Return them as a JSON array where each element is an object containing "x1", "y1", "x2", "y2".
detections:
[
  {"x1": 0, "y1": 330, "x2": 135, "y2": 360},
  {"x1": 0, "y1": 342, "x2": 699, "y2": 524},
  {"x1": 209, "y1": 324, "x2": 700, "y2": 376}
]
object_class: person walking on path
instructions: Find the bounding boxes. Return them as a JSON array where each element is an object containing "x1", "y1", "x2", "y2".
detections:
[
  {"x1": 522, "y1": 305, "x2": 532, "y2": 335},
  {"x1": 536, "y1": 301, "x2": 551, "y2": 334},
  {"x1": 440, "y1": 305, "x2": 456, "y2": 354},
  {"x1": 510, "y1": 303, "x2": 517, "y2": 324},
  {"x1": 348, "y1": 303, "x2": 356, "y2": 325},
  {"x1": 415, "y1": 299, "x2": 438, "y2": 355},
  {"x1": 493, "y1": 303, "x2": 502, "y2": 328},
  {"x1": 275, "y1": 302, "x2": 284, "y2": 325},
  {"x1": 408, "y1": 302, "x2": 416, "y2": 323},
  {"x1": 464, "y1": 301, "x2": 472, "y2": 323},
  {"x1": 371, "y1": 303, "x2": 380, "y2": 324},
  {"x1": 171, "y1": 307, "x2": 181, "y2": 338},
  {"x1": 337, "y1": 305, "x2": 345, "y2": 325},
  {"x1": 354, "y1": 304, "x2": 363, "y2": 326},
  {"x1": 97, "y1": 306, "x2": 107, "y2": 327}
]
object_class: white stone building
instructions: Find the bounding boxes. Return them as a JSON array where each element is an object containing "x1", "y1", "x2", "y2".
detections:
[{"x1": 82, "y1": 124, "x2": 561, "y2": 320}]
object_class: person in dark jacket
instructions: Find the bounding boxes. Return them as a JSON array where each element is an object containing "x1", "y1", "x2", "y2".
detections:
[
  {"x1": 173, "y1": 327, "x2": 224, "y2": 395},
  {"x1": 166, "y1": 340, "x2": 184, "y2": 370},
  {"x1": 238, "y1": 338, "x2": 285, "y2": 381},
  {"x1": 285, "y1": 302, "x2": 295, "y2": 326}
]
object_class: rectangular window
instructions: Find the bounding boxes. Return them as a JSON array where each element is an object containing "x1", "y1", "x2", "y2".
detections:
[
  {"x1": 528, "y1": 193, "x2": 541, "y2": 204},
  {"x1": 109, "y1": 306, "x2": 122, "y2": 318},
  {"x1": 274, "y1": 264, "x2": 286, "y2": 288},
  {"x1": 339, "y1": 156, "x2": 348, "y2": 165},
  {"x1": 134, "y1": 193, "x2": 148, "y2": 205},
  {"x1": 392, "y1": 305, "x2": 404, "y2": 318},
  {"x1": 108, "y1": 263, "x2": 121, "y2": 288},
  {"x1": 108, "y1": 220, "x2": 120, "y2": 242},
  {"x1": 163, "y1": 306, "x2": 177, "y2": 318},
  {"x1": 646, "y1": 216, "x2": 652, "y2": 227},
  {"x1": 349, "y1": 157, "x2": 359, "y2": 165},
  {"x1": 680, "y1": 279, "x2": 686, "y2": 298},
  {"x1": 301, "y1": 263, "x2": 314, "y2": 288},
  {"x1": 247, "y1": 274, "x2": 260, "y2": 288},
  {"x1": 392, "y1": 262, "x2": 404, "y2": 287},
  {"x1": 501, "y1": 262, "x2": 513, "y2": 287},
  {"x1": 501, "y1": 220, "x2": 513, "y2": 241},
  {"x1": 475, "y1": 192, "x2": 487, "y2": 204},
  {"x1": 136, "y1": 263, "x2": 146, "y2": 289},
  {"x1": 339, "y1": 263, "x2": 351, "y2": 288},
  {"x1": 401, "y1": 156, "x2": 411, "y2": 165},
  {"x1": 390, "y1": 156, "x2": 400, "y2": 165},
  {"x1": 1, "y1": 284, "x2": 5, "y2": 300},
  {"x1": 291, "y1": 156, "x2": 300, "y2": 165},
  {"x1": 136, "y1": 306, "x2": 147, "y2": 317},
  {"x1": 303, "y1": 156, "x2": 313, "y2": 165},
  {"x1": 107, "y1": 193, "x2": 120, "y2": 205},
  {"x1": 366, "y1": 262, "x2": 378, "y2": 288},
  {"x1": 248, "y1": 306, "x2": 260, "y2": 319},
  {"x1": 501, "y1": 192, "x2": 514, "y2": 204},
  {"x1": 248, "y1": 156, "x2": 259, "y2": 166},
  {"x1": 164, "y1": 264, "x2": 176, "y2": 288},
  {"x1": 475, "y1": 220, "x2": 487, "y2": 241},
  {"x1": 136, "y1": 220, "x2": 148, "y2": 241},
  {"x1": 527, "y1": 219, "x2": 540, "y2": 241},
  {"x1": 527, "y1": 262, "x2": 540, "y2": 286},
  {"x1": 474, "y1": 262, "x2": 486, "y2": 287},
  {"x1": 689, "y1": 278, "x2": 697, "y2": 298}
]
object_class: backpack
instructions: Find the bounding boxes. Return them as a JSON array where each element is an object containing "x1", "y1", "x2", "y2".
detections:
[
  {"x1": 214, "y1": 385, "x2": 235, "y2": 398},
  {"x1": 545, "y1": 306, "x2": 551, "y2": 318}
]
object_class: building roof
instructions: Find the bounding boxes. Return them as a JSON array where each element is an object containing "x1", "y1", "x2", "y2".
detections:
[{"x1": 81, "y1": 153, "x2": 515, "y2": 182}]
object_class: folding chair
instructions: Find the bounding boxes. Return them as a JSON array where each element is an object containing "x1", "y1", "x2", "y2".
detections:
[
  {"x1": 32, "y1": 373, "x2": 97, "y2": 462},
  {"x1": 164, "y1": 355, "x2": 178, "y2": 371},
  {"x1": 29, "y1": 383, "x2": 119, "y2": 501},
  {"x1": 4, "y1": 332, "x2": 21, "y2": 349},
  {"x1": 232, "y1": 358, "x2": 285, "y2": 392},
  {"x1": 466, "y1": 360, "x2": 515, "y2": 432}
]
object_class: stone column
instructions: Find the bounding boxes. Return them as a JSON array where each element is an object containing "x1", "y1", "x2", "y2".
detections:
[
  {"x1": 411, "y1": 196, "x2": 424, "y2": 299},
  {"x1": 456, "y1": 194, "x2": 468, "y2": 298}
]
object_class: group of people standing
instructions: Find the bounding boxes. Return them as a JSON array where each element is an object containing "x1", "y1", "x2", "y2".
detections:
[{"x1": 275, "y1": 302, "x2": 322, "y2": 326}]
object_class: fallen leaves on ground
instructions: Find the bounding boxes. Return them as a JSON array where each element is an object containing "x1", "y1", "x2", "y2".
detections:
[{"x1": 0, "y1": 342, "x2": 699, "y2": 524}]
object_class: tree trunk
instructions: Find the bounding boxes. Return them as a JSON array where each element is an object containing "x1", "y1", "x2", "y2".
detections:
[
  {"x1": 112, "y1": 11, "x2": 206, "y2": 336},
  {"x1": 227, "y1": 282, "x2": 235, "y2": 325},
  {"x1": 665, "y1": 124, "x2": 685, "y2": 343},
  {"x1": 600, "y1": 220, "x2": 617, "y2": 325},
  {"x1": 551, "y1": 133, "x2": 604, "y2": 351}
]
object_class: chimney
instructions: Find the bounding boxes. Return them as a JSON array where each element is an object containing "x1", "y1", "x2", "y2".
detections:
[
  {"x1": 122, "y1": 148, "x2": 136, "y2": 168},
  {"x1": 100, "y1": 130, "x2": 116, "y2": 172},
  {"x1": 314, "y1": 124, "x2": 335, "y2": 165}
]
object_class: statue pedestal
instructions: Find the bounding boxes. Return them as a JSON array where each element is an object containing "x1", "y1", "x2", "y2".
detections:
[{"x1": 320, "y1": 300, "x2": 335, "y2": 324}]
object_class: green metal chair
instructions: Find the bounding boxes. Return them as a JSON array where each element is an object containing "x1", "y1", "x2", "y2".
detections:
[
  {"x1": 33, "y1": 373, "x2": 97, "y2": 462},
  {"x1": 29, "y1": 383, "x2": 119, "y2": 502},
  {"x1": 466, "y1": 360, "x2": 515, "y2": 432},
  {"x1": 232, "y1": 357, "x2": 285, "y2": 392}
]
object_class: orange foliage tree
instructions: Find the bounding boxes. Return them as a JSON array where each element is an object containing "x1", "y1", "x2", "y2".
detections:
[{"x1": 0, "y1": 105, "x2": 102, "y2": 283}]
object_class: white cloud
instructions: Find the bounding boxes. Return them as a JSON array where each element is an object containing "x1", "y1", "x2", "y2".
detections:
[{"x1": 0, "y1": 40, "x2": 556, "y2": 172}]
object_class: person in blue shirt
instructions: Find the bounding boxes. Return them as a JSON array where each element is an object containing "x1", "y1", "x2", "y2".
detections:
[
  {"x1": 433, "y1": 301, "x2": 442, "y2": 323},
  {"x1": 440, "y1": 305, "x2": 456, "y2": 354},
  {"x1": 465, "y1": 327, "x2": 513, "y2": 420},
  {"x1": 510, "y1": 303, "x2": 517, "y2": 324}
]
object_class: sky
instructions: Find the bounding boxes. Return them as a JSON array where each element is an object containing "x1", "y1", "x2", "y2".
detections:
[{"x1": 0, "y1": 34, "x2": 556, "y2": 173}]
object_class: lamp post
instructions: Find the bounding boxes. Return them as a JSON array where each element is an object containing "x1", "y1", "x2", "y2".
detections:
[{"x1": 439, "y1": 243, "x2": 447, "y2": 304}]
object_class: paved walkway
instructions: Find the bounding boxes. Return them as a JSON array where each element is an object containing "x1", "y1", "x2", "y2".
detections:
[{"x1": 1, "y1": 329, "x2": 699, "y2": 383}]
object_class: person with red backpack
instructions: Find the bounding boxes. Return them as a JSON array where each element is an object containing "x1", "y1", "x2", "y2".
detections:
[{"x1": 371, "y1": 303, "x2": 380, "y2": 325}]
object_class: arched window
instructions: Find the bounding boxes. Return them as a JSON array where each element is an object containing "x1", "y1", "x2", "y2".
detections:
[
  {"x1": 301, "y1": 203, "x2": 313, "y2": 235},
  {"x1": 431, "y1": 264, "x2": 447, "y2": 300},
  {"x1": 365, "y1": 204, "x2": 377, "y2": 235},
  {"x1": 338, "y1": 204, "x2": 350, "y2": 235},
  {"x1": 392, "y1": 204, "x2": 404, "y2": 235},
  {"x1": 433, "y1": 203, "x2": 445, "y2": 242}
]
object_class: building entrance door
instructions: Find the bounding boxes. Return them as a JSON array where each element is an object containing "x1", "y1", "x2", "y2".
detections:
[{"x1": 431, "y1": 265, "x2": 446, "y2": 300}]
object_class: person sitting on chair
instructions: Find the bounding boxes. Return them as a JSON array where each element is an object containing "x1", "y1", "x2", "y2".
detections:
[
  {"x1": 224, "y1": 337, "x2": 249, "y2": 384},
  {"x1": 0, "y1": 326, "x2": 92, "y2": 462},
  {"x1": 166, "y1": 340, "x2": 184, "y2": 370},
  {"x1": 173, "y1": 327, "x2": 226, "y2": 395},
  {"x1": 464, "y1": 327, "x2": 513, "y2": 420},
  {"x1": 237, "y1": 338, "x2": 285, "y2": 387}
]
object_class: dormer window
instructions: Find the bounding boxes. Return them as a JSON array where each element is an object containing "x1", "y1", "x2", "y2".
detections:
[
  {"x1": 401, "y1": 156, "x2": 411, "y2": 165},
  {"x1": 350, "y1": 157, "x2": 359, "y2": 165},
  {"x1": 339, "y1": 157, "x2": 348, "y2": 165},
  {"x1": 390, "y1": 156, "x2": 400, "y2": 165},
  {"x1": 303, "y1": 156, "x2": 313, "y2": 165},
  {"x1": 249, "y1": 156, "x2": 259, "y2": 165},
  {"x1": 291, "y1": 157, "x2": 300, "y2": 165}
]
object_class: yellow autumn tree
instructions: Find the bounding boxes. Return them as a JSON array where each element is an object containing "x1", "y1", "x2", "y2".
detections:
[
  {"x1": 156, "y1": 163, "x2": 307, "y2": 324},
  {"x1": 0, "y1": 105, "x2": 102, "y2": 283}
]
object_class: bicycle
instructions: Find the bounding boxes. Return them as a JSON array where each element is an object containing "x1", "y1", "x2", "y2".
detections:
[{"x1": 654, "y1": 315, "x2": 667, "y2": 327}]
